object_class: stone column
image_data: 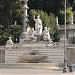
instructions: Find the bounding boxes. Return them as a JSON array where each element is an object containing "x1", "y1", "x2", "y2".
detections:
[
  {"x1": 19, "y1": 0, "x2": 29, "y2": 43},
  {"x1": 23, "y1": 1, "x2": 29, "y2": 32}
]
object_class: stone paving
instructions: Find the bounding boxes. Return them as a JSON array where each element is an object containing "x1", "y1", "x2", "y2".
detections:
[{"x1": 0, "y1": 68, "x2": 74, "y2": 75}]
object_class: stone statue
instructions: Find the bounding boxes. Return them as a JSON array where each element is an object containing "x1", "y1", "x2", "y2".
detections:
[
  {"x1": 34, "y1": 14, "x2": 43, "y2": 35},
  {"x1": 43, "y1": 27, "x2": 50, "y2": 41},
  {"x1": 29, "y1": 28, "x2": 37, "y2": 41},
  {"x1": 6, "y1": 37, "x2": 14, "y2": 48},
  {"x1": 6, "y1": 37, "x2": 13, "y2": 44},
  {"x1": 71, "y1": 13, "x2": 74, "y2": 24},
  {"x1": 56, "y1": 16, "x2": 59, "y2": 25},
  {"x1": 27, "y1": 26, "x2": 31, "y2": 33},
  {"x1": 30, "y1": 28, "x2": 36, "y2": 38}
]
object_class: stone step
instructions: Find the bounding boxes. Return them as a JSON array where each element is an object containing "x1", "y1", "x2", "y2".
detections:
[{"x1": 0, "y1": 63, "x2": 63, "y2": 68}]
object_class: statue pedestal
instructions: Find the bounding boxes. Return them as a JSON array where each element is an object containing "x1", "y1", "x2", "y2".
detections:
[
  {"x1": 59, "y1": 34, "x2": 68, "y2": 46},
  {"x1": 20, "y1": 31, "x2": 37, "y2": 43},
  {"x1": 19, "y1": 32, "x2": 28, "y2": 43}
]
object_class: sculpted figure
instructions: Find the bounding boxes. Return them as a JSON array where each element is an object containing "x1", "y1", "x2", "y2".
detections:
[
  {"x1": 30, "y1": 28, "x2": 36, "y2": 38},
  {"x1": 6, "y1": 37, "x2": 14, "y2": 48},
  {"x1": 34, "y1": 14, "x2": 42, "y2": 35},
  {"x1": 43, "y1": 27, "x2": 50, "y2": 41}
]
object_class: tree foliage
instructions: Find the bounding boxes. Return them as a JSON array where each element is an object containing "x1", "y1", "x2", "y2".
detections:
[
  {"x1": 28, "y1": 0, "x2": 65, "y2": 15},
  {"x1": 8, "y1": 25, "x2": 22, "y2": 35},
  {"x1": 0, "y1": 0, "x2": 23, "y2": 28},
  {"x1": 66, "y1": 6, "x2": 73, "y2": 24},
  {"x1": 8, "y1": 24, "x2": 22, "y2": 43},
  {"x1": 58, "y1": 6, "x2": 73, "y2": 25},
  {"x1": 0, "y1": 27, "x2": 9, "y2": 45},
  {"x1": 0, "y1": 0, "x2": 75, "y2": 44},
  {"x1": 0, "y1": 0, "x2": 74, "y2": 27}
]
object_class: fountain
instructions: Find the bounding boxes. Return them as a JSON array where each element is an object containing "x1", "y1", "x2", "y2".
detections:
[
  {"x1": 5, "y1": 0, "x2": 54, "y2": 64},
  {"x1": 19, "y1": 50, "x2": 47, "y2": 63}
]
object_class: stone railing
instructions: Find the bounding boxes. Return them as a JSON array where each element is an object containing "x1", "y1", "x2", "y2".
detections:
[
  {"x1": 4, "y1": 42, "x2": 65, "y2": 50},
  {"x1": 58, "y1": 24, "x2": 75, "y2": 30},
  {"x1": 0, "y1": 46, "x2": 5, "y2": 50}
]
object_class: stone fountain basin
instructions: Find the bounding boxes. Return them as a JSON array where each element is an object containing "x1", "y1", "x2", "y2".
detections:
[{"x1": 19, "y1": 55, "x2": 47, "y2": 62}]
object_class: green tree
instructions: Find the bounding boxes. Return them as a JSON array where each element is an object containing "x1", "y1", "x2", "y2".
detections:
[
  {"x1": 0, "y1": 28, "x2": 9, "y2": 45},
  {"x1": 8, "y1": 24, "x2": 22, "y2": 43},
  {"x1": 58, "y1": 10, "x2": 65, "y2": 25},
  {"x1": 58, "y1": 6, "x2": 73, "y2": 25},
  {"x1": 29, "y1": 0, "x2": 65, "y2": 15},
  {"x1": 28, "y1": 0, "x2": 43, "y2": 10},
  {"x1": 66, "y1": 6, "x2": 73, "y2": 24},
  {"x1": 0, "y1": 0, "x2": 23, "y2": 28},
  {"x1": 67, "y1": 0, "x2": 74, "y2": 6}
]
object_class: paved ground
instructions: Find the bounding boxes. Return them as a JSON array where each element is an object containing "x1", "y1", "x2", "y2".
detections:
[{"x1": 0, "y1": 68, "x2": 74, "y2": 75}]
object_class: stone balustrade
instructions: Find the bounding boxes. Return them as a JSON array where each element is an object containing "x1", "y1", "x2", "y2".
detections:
[{"x1": 58, "y1": 24, "x2": 75, "y2": 30}]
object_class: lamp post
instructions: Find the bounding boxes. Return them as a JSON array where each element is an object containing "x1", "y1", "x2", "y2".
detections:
[{"x1": 63, "y1": 0, "x2": 68, "y2": 72}]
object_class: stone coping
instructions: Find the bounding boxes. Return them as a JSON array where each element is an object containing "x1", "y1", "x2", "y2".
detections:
[{"x1": 67, "y1": 47, "x2": 75, "y2": 48}]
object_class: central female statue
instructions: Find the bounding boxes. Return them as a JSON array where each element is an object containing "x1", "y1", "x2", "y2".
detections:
[{"x1": 34, "y1": 14, "x2": 43, "y2": 35}]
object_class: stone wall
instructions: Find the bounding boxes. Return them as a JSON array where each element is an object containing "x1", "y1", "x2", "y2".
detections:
[
  {"x1": 0, "y1": 46, "x2": 5, "y2": 63},
  {"x1": 5, "y1": 42, "x2": 64, "y2": 64},
  {"x1": 67, "y1": 46, "x2": 75, "y2": 65},
  {"x1": 58, "y1": 24, "x2": 75, "y2": 44}
]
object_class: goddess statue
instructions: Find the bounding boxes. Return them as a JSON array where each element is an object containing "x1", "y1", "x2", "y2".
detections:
[{"x1": 34, "y1": 14, "x2": 43, "y2": 35}]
